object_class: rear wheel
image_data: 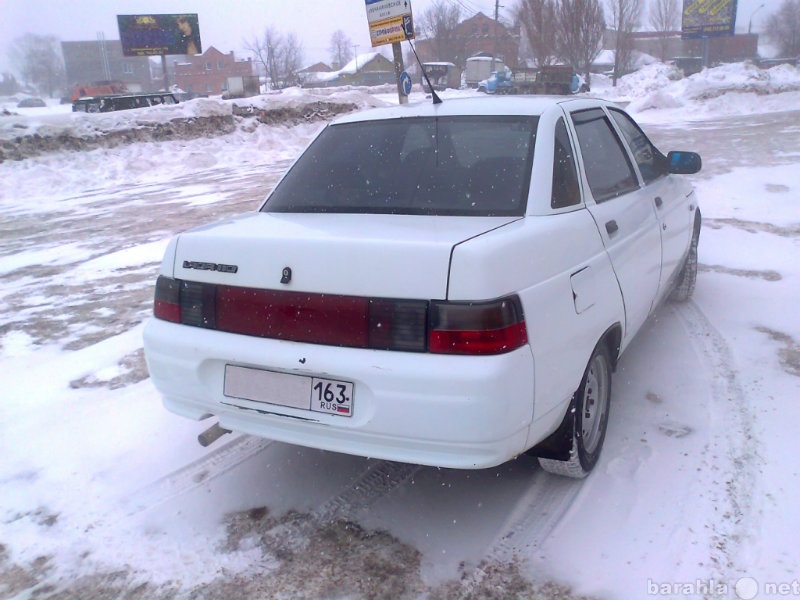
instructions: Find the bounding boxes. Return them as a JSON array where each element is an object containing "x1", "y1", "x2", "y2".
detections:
[{"x1": 538, "y1": 344, "x2": 611, "y2": 478}]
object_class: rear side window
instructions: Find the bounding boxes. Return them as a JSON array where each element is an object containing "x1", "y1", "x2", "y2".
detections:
[
  {"x1": 609, "y1": 109, "x2": 667, "y2": 184},
  {"x1": 552, "y1": 117, "x2": 581, "y2": 209},
  {"x1": 263, "y1": 116, "x2": 538, "y2": 216},
  {"x1": 571, "y1": 108, "x2": 639, "y2": 203}
]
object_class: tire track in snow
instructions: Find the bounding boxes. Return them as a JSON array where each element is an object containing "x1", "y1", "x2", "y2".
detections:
[
  {"x1": 129, "y1": 429, "x2": 420, "y2": 536},
  {"x1": 458, "y1": 463, "x2": 583, "y2": 595},
  {"x1": 458, "y1": 298, "x2": 760, "y2": 594},
  {"x1": 674, "y1": 300, "x2": 761, "y2": 581},
  {"x1": 267, "y1": 460, "x2": 422, "y2": 553},
  {"x1": 128, "y1": 433, "x2": 274, "y2": 515},
  {"x1": 313, "y1": 459, "x2": 422, "y2": 523}
]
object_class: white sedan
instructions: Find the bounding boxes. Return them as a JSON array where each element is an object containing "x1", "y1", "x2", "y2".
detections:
[{"x1": 143, "y1": 96, "x2": 702, "y2": 478}]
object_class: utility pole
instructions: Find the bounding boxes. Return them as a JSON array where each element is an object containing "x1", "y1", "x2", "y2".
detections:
[
  {"x1": 493, "y1": 0, "x2": 503, "y2": 70},
  {"x1": 392, "y1": 42, "x2": 408, "y2": 105}
]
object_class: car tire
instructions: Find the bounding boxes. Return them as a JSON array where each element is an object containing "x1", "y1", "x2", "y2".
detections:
[
  {"x1": 670, "y1": 223, "x2": 699, "y2": 302},
  {"x1": 538, "y1": 344, "x2": 612, "y2": 478}
]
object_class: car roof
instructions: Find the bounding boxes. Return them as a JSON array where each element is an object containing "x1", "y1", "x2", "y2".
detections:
[{"x1": 332, "y1": 96, "x2": 608, "y2": 124}]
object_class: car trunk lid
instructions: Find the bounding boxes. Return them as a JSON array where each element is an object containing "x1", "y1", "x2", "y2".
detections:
[{"x1": 171, "y1": 212, "x2": 520, "y2": 300}]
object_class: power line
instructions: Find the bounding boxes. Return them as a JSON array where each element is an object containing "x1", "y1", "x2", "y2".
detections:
[{"x1": 446, "y1": 0, "x2": 483, "y2": 17}]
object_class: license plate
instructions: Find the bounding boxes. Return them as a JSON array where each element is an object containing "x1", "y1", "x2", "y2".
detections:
[{"x1": 224, "y1": 365, "x2": 353, "y2": 417}]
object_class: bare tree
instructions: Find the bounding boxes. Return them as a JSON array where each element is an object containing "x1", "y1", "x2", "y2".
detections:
[
  {"x1": 607, "y1": 0, "x2": 643, "y2": 85},
  {"x1": 515, "y1": 0, "x2": 559, "y2": 66},
  {"x1": 281, "y1": 33, "x2": 304, "y2": 87},
  {"x1": 8, "y1": 34, "x2": 65, "y2": 97},
  {"x1": 418, "y1": 0, "x2": 464, "y2": 66},
  {"x1": 764, "y1": 0, "x2": 800, "y2": 57},
  {"x1": 244, "y1": 26, "x2": 304, "y2": 89},
  {"x1": 0, "y1": 72, "x2": 19, "y2": 95},
  {"x1": 649, "y1": 0, "x2": 679, "y2": 61},
  {"x1": 556, "y1": 0, "x2": 605, "y2": 85},
  {"x1": 328, "y1": 30, "x2": 353, "y2": 68}
]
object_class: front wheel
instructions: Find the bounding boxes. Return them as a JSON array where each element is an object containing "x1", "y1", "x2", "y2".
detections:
[{"x1": 538, "y1": 344, "x2": 612, "y2": 478}]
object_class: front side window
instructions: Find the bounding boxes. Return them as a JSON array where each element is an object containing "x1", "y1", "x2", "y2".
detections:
[
  {"x1": 609, "y1": 109, "x2": 667, "y2": 184},
  {"x1": 571, "y1": 108, "x2": 639, "y2": 203},
  {"x1": 263, "y1": 116, "x2": 538, "y2": 216}
]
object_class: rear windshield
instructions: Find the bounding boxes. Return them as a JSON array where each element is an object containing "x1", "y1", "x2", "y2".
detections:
[{"x1": 262, "y1": 116, "x2": 538, "y2": 216}]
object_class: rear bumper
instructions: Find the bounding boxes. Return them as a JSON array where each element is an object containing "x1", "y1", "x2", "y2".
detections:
[{"x1": 143, "y1": 318, "x2": 536, "y2": 469}]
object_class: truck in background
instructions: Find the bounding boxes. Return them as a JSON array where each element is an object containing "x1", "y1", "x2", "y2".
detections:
[
  {"x1": 477, "y1": 65, "x2": 588, "y2": 95},
  {"x1": 421, "y1": 62, "x2": 461, "y2": 92},
  {"x1": 70, "y1": 81, "x2": 130, "y2": 102},
  {"x1": 465, "y1": 56, "x2": 507, "y2": 87},
  {"x1": 224, "y1": 75, "x2": 261, "y2": 99}
]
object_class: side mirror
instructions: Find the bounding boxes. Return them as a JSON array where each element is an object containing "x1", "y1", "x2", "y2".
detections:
[{"x1": 667, "y1": 151, "x2": 702, "y2": 174}]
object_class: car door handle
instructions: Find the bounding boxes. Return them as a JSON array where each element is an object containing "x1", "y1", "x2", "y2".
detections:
[
  {"x1": 654, "y1": 196, "x2": 663, "y2": 208},
  {"x1": 605, "y1": 220, "x2": 619, "y2": 236}
]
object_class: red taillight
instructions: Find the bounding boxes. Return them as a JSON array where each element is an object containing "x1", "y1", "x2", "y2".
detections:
[
  {"x1": 153, "y1": 276, "x2": 181, "y2": 323},
  {"x1": 217, "y1": 286, "x2": 370, "y2": 347},
  {"x1": 152, "y1": 277, "x2": 526, "y2": 355},
  {"x1": 428, "y1": 297, "x2": 528, "y2": 355}
]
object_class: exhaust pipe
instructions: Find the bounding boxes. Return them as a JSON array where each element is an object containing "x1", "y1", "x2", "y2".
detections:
[{"x1": 198, "y1": 422, "x2": 232, "y2": 447}]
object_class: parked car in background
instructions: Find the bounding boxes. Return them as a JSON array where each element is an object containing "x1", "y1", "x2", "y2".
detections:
[
  {"x1": 72, "y1": 92, "x2": 179, "y2": 113},
  {"x1": 17, "y1": 97, "x2": 47, "y2": 108},
  {"x1": 144, "y1": 96, "x2": 702, "y2": 478}
]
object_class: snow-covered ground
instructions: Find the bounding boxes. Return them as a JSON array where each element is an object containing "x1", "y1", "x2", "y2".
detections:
[{"x1": 1, "y1": 63, "x2": 799, "y2": 599}]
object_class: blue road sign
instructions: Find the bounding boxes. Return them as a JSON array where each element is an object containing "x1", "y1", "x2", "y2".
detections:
[{"x1": 400, "y1": 71, "x2": 412, "y2": 96}]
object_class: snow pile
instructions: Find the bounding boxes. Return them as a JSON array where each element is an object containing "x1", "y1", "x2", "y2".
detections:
[
  {"x1": 0, "y1": 88, "x2": 386, "y2": 163},
  {"x1": 597, "y1": 61, "x2": 800, "y2": 120},
  {"x1": 592, "y1": 62, "x2": 683, "y2": 99}
]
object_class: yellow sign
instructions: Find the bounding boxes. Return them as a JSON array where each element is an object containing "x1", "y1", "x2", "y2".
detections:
[
  {"x1": 682, "y1": 0, "x2": 737, "y2": 38},
  {"x1": 365, "y1": 0, "x2": 414, "y2": 47},
  {"x1": 369, "y1": 14, "x2": 414, "y2": 47}
]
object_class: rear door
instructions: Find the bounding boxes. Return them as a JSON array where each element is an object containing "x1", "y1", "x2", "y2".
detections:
[{"x1": 568, "y1": 107, "x2": 662, "y2": 342}]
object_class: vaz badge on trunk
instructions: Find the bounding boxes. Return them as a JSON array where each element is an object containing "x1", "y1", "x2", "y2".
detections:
[{"x1": 183, "y1": 260, "x2": 238, "y2": 273}]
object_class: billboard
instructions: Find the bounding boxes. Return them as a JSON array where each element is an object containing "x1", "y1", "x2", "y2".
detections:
[
  {"x1": 117, "y1": 14, "x2": 202, "y2": 56},
  {"x1": 681, "y1": 0, "x2": 738, "y2": 38},
  {"x1": 365, "y1": 0, "x2": 415, "y2": 47}
]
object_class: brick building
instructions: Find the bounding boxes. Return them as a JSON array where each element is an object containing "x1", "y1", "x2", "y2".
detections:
[
  {"x1": 458, "y1": 13, "x2": 520, "y2": 67},
  {"x1": 604, "y1": 31, "x2": 759, "y2": 67},
  {"x1": 415, "y1": 12, "x2": 520, "y2": 69},
  {"x1": 173, "y1": 46, "x2": 254, "y2": 95}
]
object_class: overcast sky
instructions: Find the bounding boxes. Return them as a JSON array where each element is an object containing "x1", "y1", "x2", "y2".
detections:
[{"x1": 1, "y1": 0, "x2": 773, "y2": 74}]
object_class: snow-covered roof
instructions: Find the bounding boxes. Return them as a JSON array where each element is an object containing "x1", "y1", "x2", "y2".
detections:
[
  {"x1": 339, "y1": 52, "x2": 383, "y2": 75},
  {"x1": 594, "y1": 50, "x2": 615, "y2": 65}
]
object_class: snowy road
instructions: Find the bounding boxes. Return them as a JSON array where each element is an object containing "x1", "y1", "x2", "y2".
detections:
[{"x1": 1, "y1": 97, "x2": 799, "y2": 599}]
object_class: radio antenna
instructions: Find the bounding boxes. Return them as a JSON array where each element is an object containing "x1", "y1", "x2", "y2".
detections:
[{"x1": 405, "y1": 28, "x2": 442, "y2": 105}]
